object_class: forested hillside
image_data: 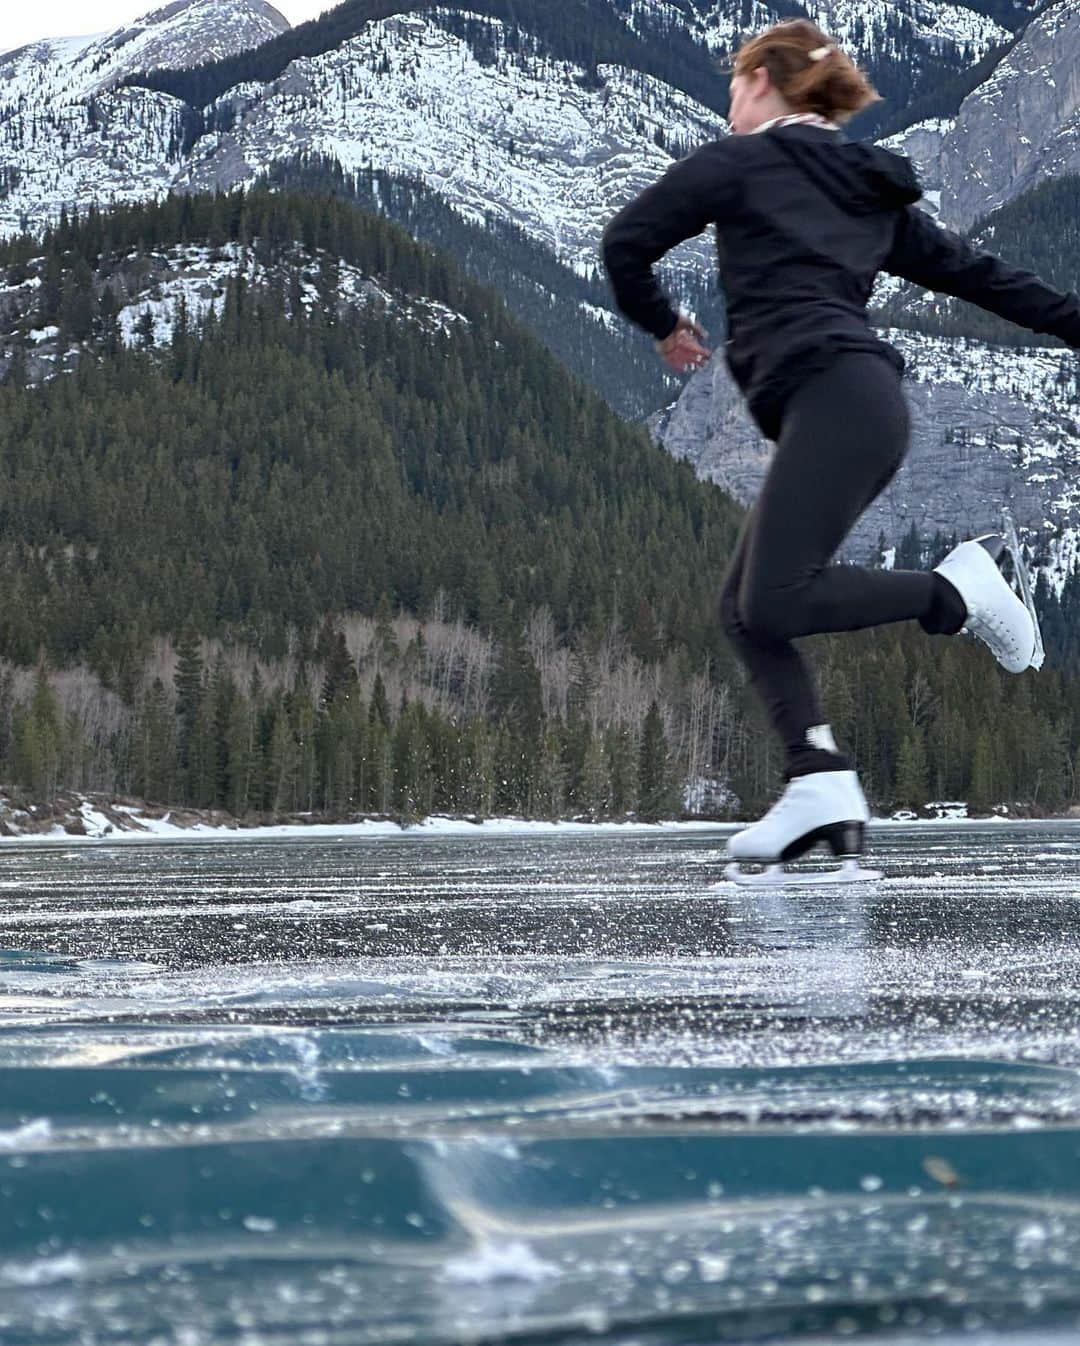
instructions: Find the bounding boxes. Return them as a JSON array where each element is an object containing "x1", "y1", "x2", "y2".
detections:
[
  {"x1": 0, "y1": 188, "x2": 1077, "y2": 820},
  {"x1": 257, "y1": 154, "x2": 711, "y2": 420},
  {"x1": 0, "y1": 191, "x2": 739, "y2": 668}
]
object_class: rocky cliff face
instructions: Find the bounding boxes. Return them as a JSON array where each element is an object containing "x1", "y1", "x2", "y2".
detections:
[
  {"x1": 650, "y1": 330, "x2": 1080, "y2": 591},
  {"x1": 178, "y1": 13, "x2": 725, "y2": 283},
  {"x1": 886, "y1": 2, "x2": 1080, "y2": 229},
  {"x1": 623, "y1": 0, "x2": 1012, "y2": 61},
  {"x1": 0, "y1": 7, "x2": 722, "y2": 277}
]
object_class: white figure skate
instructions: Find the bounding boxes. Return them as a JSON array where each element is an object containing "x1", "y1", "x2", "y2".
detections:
[
  {"x1": 723, "y1": 770, "x2": 882, "y2": 888},
  {"x1": 934, "y1": 522, "x2": 1044, "y2": 673}
]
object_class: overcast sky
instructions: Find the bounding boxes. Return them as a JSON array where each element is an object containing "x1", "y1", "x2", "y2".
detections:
[{"x1": 0, "y1": 1, "x2": 337, "y2": 55}]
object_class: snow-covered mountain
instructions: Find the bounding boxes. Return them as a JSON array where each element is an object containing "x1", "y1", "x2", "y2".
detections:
[
  {"x1": 0, "y1": 0, "x2": 290, "y2": 234},
  {"x1": 181, "y1": 15, "x2": 727, "y2": 282},
  {"x1": 639, "y1": 0, "x2": 1013, "y2": 60},
  {"x1": 886, "y1": 1, "x2": 1080, "y2": 228},
  {"x1": 1, "y1": 6, "x2": 718, "y2": 280},
  {"x1": 0, "y1": 0, "x2": 1033, "y2": 245},
  {"x1": 0, "y1": 0, "x2": 1077, "y2": 585},
  {"x1": 0, "y1": 0, "x2": 289, "y2": 96}
]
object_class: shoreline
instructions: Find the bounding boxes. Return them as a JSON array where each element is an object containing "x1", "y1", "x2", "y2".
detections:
[{"x1": 0, "y1": 807, "x2": 1074, "y2": 846}]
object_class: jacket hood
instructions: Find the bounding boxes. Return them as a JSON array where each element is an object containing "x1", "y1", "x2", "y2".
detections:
[{"x1": 768, "y1": 126, "x2": 923, "y2": 215}]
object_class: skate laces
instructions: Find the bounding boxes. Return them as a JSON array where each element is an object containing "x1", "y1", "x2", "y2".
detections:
[
  {"x1": 977, "y1": 613, "x2": 1021, "y2": 662},
  {"x1": 962, "y1": 546, "x2": 1027, "y2": 664},
  {"x1": 972, "y1": 565, "x2": 1025, "y2": 662}
]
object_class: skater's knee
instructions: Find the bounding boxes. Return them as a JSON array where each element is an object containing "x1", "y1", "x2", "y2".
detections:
[
  {"x1": 739, "y1": 585, "x2": 799, "y2": 642},
  {"x1": 718, "y1": 575, "x2": 746, "y2": 642},
  {"x1": 720, "y1": 577, "x2": 797, "y2": 645}
]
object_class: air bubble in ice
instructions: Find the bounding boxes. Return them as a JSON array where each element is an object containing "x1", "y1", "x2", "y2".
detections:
[
  {"x1": 696, "y1": 1254, "x2": 729, "y2": 1282},
  {"x1": 442, "y1": 1240, "x2": 559, "y2": 1284}
]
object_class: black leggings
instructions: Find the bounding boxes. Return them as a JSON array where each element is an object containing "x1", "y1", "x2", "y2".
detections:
[{"x1": 719, "y1": 352, "x2": 962, "y2": 779}]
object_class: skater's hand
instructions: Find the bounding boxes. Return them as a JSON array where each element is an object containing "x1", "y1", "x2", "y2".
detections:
[{"x1": 656, "y1": 315, "x2": 711, "y2": 374}]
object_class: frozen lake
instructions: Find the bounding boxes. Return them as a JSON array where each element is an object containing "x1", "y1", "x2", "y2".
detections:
[{"x1": 1, "y1": 822, "x2": 1080, "y2": 1344}]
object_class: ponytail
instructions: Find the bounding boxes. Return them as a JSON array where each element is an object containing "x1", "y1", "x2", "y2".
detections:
[{"x1": 728, "y1": 20, "x2": 881, "y2": 123}]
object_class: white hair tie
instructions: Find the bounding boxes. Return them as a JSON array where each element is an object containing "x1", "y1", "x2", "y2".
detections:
[{"x1": 808, "y1": 45, "x2": 835, "y2": 60}]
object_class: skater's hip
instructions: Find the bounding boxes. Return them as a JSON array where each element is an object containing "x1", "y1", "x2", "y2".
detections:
[
  {"x1": 778, "y1": 348, "x2": 909, "y2": 480},
  {"x1": 784, "y1": 348, "x2": 907, "y2": 420},
  {"x1": 733, "y1": 332, "x2": 906, "y2": 442}
]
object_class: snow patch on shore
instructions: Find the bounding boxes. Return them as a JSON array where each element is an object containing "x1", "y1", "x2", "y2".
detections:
[{"x1": 0, "y1": 798, "x2": 1070, "y2": 846}]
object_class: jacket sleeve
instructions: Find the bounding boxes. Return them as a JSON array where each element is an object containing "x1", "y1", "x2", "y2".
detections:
[
  {"x1": 601, "y1": 145, "x2": 725, "y2": 341},
  {"x1": 884, "y1": 205, "x2": 1080, "y2": 347}
]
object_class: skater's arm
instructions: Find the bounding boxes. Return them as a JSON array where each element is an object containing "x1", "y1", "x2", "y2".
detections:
[
  {"x1": 883, "y1": 206, "x2": 1080, "y2": 345},
  {"x1": 601, "y1": 144, "x2": 727, "y2": 341}
]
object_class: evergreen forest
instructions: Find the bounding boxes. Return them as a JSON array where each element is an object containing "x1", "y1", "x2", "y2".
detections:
[
  {"x1": 0, "y1": 188, "x2": 1077, "y2": 823},
  {"x1": 257, "y1": 154, "x2": 711, "y2": 421}
]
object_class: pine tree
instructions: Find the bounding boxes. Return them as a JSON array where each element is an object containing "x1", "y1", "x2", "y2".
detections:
[
  {"x1": 461, "y1": 719, "x2": 496, "y2": 817},
  {"x1": 577, "y1": 731, "x2": 610, "y2": 820},
  {"x1": 188, "y1": 684, "x2": 218, "y2": 808},
  {"x1": 894, "y1": 729, "x2": 929, "y2": 807},
  {"x1": 13, "y1": 666, "x2": 62, "y2": 798},
  {"x1": 628, "y1": 598, "x2": 662, "y2": 663},
  {"x1": 225, "y1": 689, "x2": 255, "y2": 815},
  {"x1": 970, "y1": 728, "x2": 998, "y2": 812},
  {"x1": 364, "y1": 718, "x2": 393, "y2": 814},
  {"x1": 369, "y1": 672, "x2": 391, "y2": 731},
  {"x1": 132, "y1": 678, "x2": 175, "y2": 803},
  {"x1": 638, "y1": 700, "x2": 675, "y2": 821},
  {"x1": 606, "y1": 725, "x2": 637, "y2": 817},
  {"x1": 267, "y1": 701, "x2": 297, "y2": 813},
  {"x1": 174, "y1": 624, "x2": 204, "y2": 776},
  {"x1": 374, "y1": 594, "x2": 399, "y2": 662},
  {"x1": 532, "y1": 723, "x2": 568, "y2": 819},
  {"x1": 291, "y1": 681, "x2": 318, "y2": 812},
  {"x1": 392, "y1": 701, "x2": 432, "y2": 819},
  {"x1": 135, "y1": 309, "x2": 156, "y2": 349},
  {"x1": 319, "y1": 626, "x2": 358, "y2": 710}
]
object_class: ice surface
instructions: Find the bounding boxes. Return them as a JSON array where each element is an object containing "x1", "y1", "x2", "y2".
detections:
[{"x1": 0, "y1": 823, "x2": 1078, "y2": 1344}]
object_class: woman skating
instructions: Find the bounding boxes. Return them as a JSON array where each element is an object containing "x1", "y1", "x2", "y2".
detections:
[{"x1": 601, "y1": 19, "x2": 1080, "y2": 883}]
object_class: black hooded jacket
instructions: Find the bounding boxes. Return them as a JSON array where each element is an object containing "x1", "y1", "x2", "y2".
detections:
[{"x1": 601, "y1": 123, "x2": 1080, "y2": 441}]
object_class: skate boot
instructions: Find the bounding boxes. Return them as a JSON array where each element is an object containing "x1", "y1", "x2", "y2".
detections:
[
  {"x1": 723, "y1": 770, "x2": 881, "y2": 888},
  {"x1": 934, "y1": 531, "x2": 1043, "y2": 673}
]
